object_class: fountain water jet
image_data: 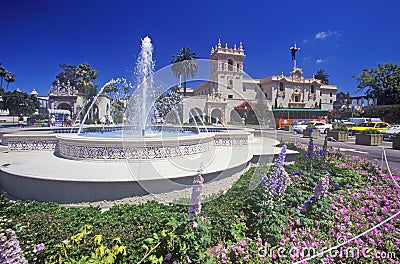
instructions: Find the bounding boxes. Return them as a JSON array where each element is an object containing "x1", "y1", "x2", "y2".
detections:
[{"x1": 127, "y1": 36, "x2": 155, "y2": 137}]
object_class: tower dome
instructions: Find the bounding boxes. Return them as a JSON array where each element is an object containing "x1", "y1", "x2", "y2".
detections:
[{"x1": 30, "y1": 89, "x2": 38, "y2": 96}]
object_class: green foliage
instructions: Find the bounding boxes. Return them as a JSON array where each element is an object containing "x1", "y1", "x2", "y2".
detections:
[
  {"x1": 363, "y1": 106, "x2": 400, "y2": 124},
  {"x1": 0, "y1": 90, "x2": 39, "y2": 116},
  {"x1": 314, "y1": 69, "x2": 329, "y2": 84},
  {"x1": 138, "y1": 217, "x2": 212, "y2": 263},
  {"x1": 352, "y1": 62, "x2": 400, "y2": 105},
  {"x1": 1, "y1": 143, "x2": 399, "y2": 263},
  {"x1": 171, "y1": 47, "x2": 199, "y2": 96},
  {"x1": 48, "y1": 224, "x2": 127, "y2": 264},
  {"x1": 361, "y1": 128, "x2": 381, "y2": 134},
  {"x1": 53, "y1": 62, "x2": 99, "y2": 118},
  {"x1": 154, "y1": 86, "x2": 182, "y2": 118},
  {"x1": 253, "y1": 85, "x2": 270, "y2": 125},
  {"x1": 331, "y1": 122, "x2": 348, "y2": 131}
]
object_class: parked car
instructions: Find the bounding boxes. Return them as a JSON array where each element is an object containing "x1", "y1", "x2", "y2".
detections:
[
  {"x1": 293, "y1": 121, "x2": 332, "y2": 134},
  {"x1": 348, "y1": 122, "x2": 391, "y2": 135},
  {"x1": 380, "y1": 124, "x2": 400, "y2": 139},
  {"x1": 339, "y1": 120, "x2": 355, "y2": 129}
]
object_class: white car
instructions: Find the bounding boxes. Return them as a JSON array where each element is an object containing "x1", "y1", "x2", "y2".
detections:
[
  {"x1": 381, "y1": 124, "x2": 400, "y2": 139},
  {"x1": 293, "y1": 122, "x2": 332, "y2": 134}
]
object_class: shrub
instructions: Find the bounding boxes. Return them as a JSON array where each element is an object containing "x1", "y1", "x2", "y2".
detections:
[{"x1": 361, "y1": 129, "x2": 381, "y2": 134}]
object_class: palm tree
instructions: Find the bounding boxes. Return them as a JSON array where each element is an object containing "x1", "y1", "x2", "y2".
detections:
[
  {"x1": 314, "y1": 69, "x2": 329, "y2": 85},
  {"x1": 4, "y1": 72, "x2": 16, "y2": 90},
  {"x1": 171, "y1": 48, "x2": 199, "y2": 96},
  {"x1": 0, "y1": 65, "x2": 8, "y2": 91}
]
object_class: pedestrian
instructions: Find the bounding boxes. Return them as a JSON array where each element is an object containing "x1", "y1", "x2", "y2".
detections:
[
  {"x1": 50, "y1": 115, "x2": 56, "y2": 126},
  {"x1": 18, "y1": 114, "x2": 24, "y2": 128}
]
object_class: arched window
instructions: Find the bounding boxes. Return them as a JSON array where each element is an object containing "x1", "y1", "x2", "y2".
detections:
[
  {"x1": 311, "y1": 85, "x2": 315, "y2": 93},
  {"x1": 228, "y1": 59, "x2": 233, "y2": 71},
  {"x1": 279, "y1": 82, "x2": 284, "y2": 91}
]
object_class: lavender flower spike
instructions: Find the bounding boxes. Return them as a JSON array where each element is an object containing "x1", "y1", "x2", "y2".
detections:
[
  {"x1": 0, "y1": 228, "x2": 28, "y2": 264},
  {"x1": 188, "y1": 165, "x2": 205, "y2": 221}
]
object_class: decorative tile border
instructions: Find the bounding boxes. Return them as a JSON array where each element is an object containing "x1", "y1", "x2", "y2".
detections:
[
  {"x1": 3, "y1": 129, "x2": 252, "y2": 161},
  {"x1": 58, "y1": 141, "x2": 212, "y2": 160},
  {"x1": 213, "y1": 136, "x2": 248, "y2": 146},
  {"x1": 8, "y1": 139, "x2": 59, "y2": 151}
]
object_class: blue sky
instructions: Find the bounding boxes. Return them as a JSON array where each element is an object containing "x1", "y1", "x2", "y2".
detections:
[{"x1": 1, "y1": 0, "x2": 399, "y2": 97}]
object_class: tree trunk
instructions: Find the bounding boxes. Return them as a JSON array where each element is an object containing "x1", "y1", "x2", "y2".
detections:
[{"x1": 183, "y1": 75, "x2": 187, "y2": 97}]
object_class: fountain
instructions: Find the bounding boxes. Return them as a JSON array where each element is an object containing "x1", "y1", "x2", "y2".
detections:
[
  {"x1": 0, "y1": 37, "x2": 280, "y2": 204},
  {"x1": 130, "y1": 36, "x2": 155, "y2": 137}
]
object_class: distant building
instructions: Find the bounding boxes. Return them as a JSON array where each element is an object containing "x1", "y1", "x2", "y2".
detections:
[
  {"x1": 180, "y1": 40, "x2": 338, "y2": 126},
  {"x1": 30, "y1": 89, "x2": 48, "y2": 115},
  {"x1": 32, "y1": 81, "x2": 111, "y2": 121}
]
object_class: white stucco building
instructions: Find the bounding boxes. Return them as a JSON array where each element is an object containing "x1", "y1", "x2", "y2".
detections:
[{"x1": 180, "y1": 40, "x2": 338, "y2": 126}]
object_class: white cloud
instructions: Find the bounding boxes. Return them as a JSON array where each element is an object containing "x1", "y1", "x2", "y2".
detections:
[
  {"x1": 315, "y1": 30, "x2": 341, "y2": 39},
  {"x1": 315, "y1": 59, "x2": 324, "y2": 64}
]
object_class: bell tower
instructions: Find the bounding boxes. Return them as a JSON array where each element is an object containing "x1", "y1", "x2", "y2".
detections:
[{"x1": 209, "y1": 39, "x2": 245, "y2": 98}]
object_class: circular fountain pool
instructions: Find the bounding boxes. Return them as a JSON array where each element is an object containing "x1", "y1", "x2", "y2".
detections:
[{"x1": 57, "y1": 132, "x2": 216, "y2": 160}]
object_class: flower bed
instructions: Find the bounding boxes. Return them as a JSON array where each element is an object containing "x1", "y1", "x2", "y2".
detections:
[{"x1": 0, "y1": 139, "x2": 399, "y2": 263}]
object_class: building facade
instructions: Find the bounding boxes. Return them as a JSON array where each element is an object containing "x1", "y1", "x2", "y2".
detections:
[
  {"x1": 180, "y1": 40, "x2": 338, "y2": 125},
  {"x1": 46, "y1": 80, "x2": 110, "y2": 122}
]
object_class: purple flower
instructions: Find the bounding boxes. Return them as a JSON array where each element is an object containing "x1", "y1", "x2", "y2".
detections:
[
  {"x1": 328, "y1": 175, "x2": 339, "y2": 190},
  {"x1": 313, "y1": 174, "x2": 330, "y2": 198},
  {"x1": 307, "y1": 135, "x2": 314, "y2": 159},
  {"x1": 188, "y1": 169, "x2": 204, "y2": 220},
  {"x1": 33, "y1": 243, "x2": 45, "y2": 253},
  {"x1": 0, "y1": 228, "x2": 28, "y2": 264},
  {"x1": 262, "y1": 146, "x2": 291, "y2": 197},
  {"x1": 239, "y1": 240, "x2": 247, "y2": 247},
  {"x1": 292, "y1": 170, "x2": 301, "y2": 176},
  {"x1": 165, "y1": 253, "x2": 172, "y2": 260}
]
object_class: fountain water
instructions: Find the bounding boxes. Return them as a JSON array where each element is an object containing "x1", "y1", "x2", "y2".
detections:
[
  {"x1": 127, "y1": 36, "x2": 155, "y2": 137},
  {"x1": 77, "y1": 79, "x2": 115, "y2": 135}
]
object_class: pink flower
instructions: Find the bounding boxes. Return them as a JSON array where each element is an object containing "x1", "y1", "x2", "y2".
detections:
[
  {"x1": 192, "y1": 221, "x2": 198, "y2": 228},
  {"x1": 33, "y1": 243, "x2": 45, "y2": 253},
  {"x1": 239, "y1": 240, "x2": 247, "y2": 247}
]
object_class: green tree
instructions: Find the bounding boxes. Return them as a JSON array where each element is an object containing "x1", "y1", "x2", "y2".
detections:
[
  {"x1": 53, "y1": 63, "x2": 99, "y2": 119},
  {"x1": 0, "y1": 90, "x2": 38, "y2": 116},
  {"x1": 4, "y1": 72, "x2": 16, "y2": 90},
  {"x1": 314, "y1": 69, "x2": 329, "y2": 84},
  {"x1": 254, "y1": 84, "x2": 270, "y2": 125},
  {"x1": 75, "y1": 62, "x2": 99, "y2": 94},
  {"x1": 171, "y1": 48, "x2": 199, "y2": 96},
  {"x1": 155, "y1": 86, "x2": 182, "y2": 118},
  {"x1": 352, "y1": 63, "x2": 400, "y2": 105},
  {"x1": 336, "y1": 91, "x2": 352, "y2": 105},
  {"x1": 52, "y1": 64, "x2": 78, "y2": 87},
  {"x1": 0, "y1": 64, "x2": 7, "y2": 91},
  {"x1": 103, "y1": 84, "x2": 126, "y2": 123}
]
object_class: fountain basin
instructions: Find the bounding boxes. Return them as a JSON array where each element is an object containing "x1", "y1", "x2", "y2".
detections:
[{"x1": 57, "y1": 133, "x2": 215, "y2": 160}]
